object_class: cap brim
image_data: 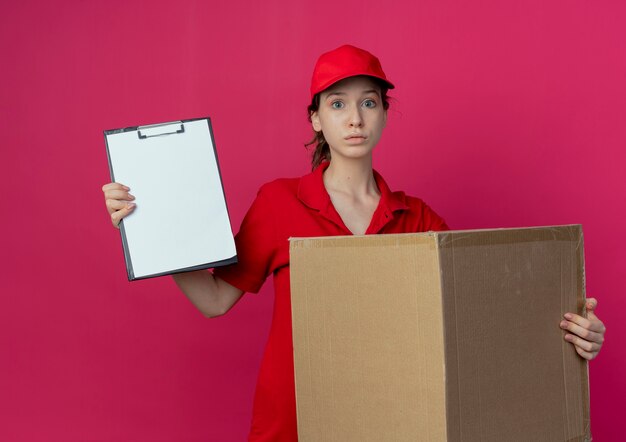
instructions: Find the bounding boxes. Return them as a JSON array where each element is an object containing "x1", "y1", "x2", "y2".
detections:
[{"x1": 312, "y1": 73, "x2": 395, "y2": 98}]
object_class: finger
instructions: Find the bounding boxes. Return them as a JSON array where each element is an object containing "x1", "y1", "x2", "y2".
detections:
[
  {"x1": 573, "y1": 345, "x2": 596, "y2": 361},
  {"x1": 105, "y1": 198, "x2": 133, "y2": 214},
  {"x1": 560, "y1": 319, "x2": 604, "y2": 343},
  {"x1": 586, "y1": 309, "x2": 600, "y2": 323},
  {"x1": 564, "y1": 333, "x2": 601, "y2": 353},
  {"x1": 110, "y1": 203, "x2": 135, "y2": 227},
  {"x1": 563, "y1": 312, "x2": 605, "y2": 333},
  {"x1": 103, "y1": 189, "x2": 135, "y2": 201},
  {"x1": 102, "y1": 182, "x2": 130, "y2": 192},
  {"x1": 585, "y1": 298, "x2": 598, "y2": 312}
]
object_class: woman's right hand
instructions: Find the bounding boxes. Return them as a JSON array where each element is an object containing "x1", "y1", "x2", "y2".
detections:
[{"x1": 102, "y1": 182, "x2": 136, "y2": 228}]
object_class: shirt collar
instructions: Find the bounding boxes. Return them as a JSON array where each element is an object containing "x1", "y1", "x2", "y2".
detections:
[{"x1": 297, "y1": 161, "x2": 409, "y2": 214}]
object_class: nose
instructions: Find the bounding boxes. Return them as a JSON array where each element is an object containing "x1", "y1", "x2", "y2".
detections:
[{"x1": 348, "y1": 107, "x2": 363, "y2": 128}]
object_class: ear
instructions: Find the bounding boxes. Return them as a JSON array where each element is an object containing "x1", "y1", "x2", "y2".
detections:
[
  {"x1": 310, "y1": 111, "x2": 322, "y2": 132},
  {"x1": 383, "y1": 109, "x2": 387, "y2": 128}
]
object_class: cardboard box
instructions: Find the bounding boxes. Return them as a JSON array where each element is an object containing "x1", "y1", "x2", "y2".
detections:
[{"x1": 290, "y1": 225, "x2": 590, "y2": 441}]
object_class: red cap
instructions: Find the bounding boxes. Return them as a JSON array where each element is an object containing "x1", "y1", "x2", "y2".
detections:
[{"x1": 310, "y1": 45, "x2": 395, "y2": 99}]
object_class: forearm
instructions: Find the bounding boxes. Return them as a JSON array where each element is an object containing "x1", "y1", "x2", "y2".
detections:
[{"x1": 172, "y1": 270, "x2": 244, "y2": 318}]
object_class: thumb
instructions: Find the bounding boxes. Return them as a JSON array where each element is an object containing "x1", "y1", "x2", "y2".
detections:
[{"x1": 586, "y1": 297, "x2": 598, "y2": 320}]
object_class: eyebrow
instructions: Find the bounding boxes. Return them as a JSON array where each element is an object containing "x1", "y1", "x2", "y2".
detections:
[{"x1": 325, "y1": 89, "x2": 380, "y2": 98}]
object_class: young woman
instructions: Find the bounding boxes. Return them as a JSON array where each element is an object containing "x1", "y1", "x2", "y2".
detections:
[{"x1": 102, "y1": 45, "x2": 606, "y2": 442}]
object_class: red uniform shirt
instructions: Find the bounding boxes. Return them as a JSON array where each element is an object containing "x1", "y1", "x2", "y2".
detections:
[{"x1": 214, "y1": 162, "x2": 449, "y2": 441}]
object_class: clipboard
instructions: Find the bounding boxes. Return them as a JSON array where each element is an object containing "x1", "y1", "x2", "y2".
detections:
[{"x1": 104, "y1": 117, "x2": 237, "y2": 281}]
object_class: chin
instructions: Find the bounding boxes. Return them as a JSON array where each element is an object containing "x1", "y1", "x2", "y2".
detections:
[{"x1": 332, "y1": 147, "x2": 376, "y2": 161}]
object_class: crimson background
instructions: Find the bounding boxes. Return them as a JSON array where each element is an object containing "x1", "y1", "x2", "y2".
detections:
[{"x1": 2, "y1": 1, "x2": 624, "y2": 440}]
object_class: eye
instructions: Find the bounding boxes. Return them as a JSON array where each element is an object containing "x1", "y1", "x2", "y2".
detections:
[
  {"x1": 331, "y1": 100, "x2": 344, "y2": 109},
  {"x1": 362, "y1": 99, "x2": 377, "y2": 108}
]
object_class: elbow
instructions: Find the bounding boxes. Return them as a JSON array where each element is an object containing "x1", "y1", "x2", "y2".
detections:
[
  {"x1": 199, "y1": 303, "x2": 233, "y2": 319},
  {"x1": 195, "y1": 284, "x2": 243, "y2": 319},
  {"x1": 201, "y1": 310, "x2": 224, "y2": 319}
]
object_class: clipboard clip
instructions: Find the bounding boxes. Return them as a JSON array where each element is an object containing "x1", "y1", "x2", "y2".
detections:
[{"x1": 138, "y1": 121, "x2": 185, "y2": 139}]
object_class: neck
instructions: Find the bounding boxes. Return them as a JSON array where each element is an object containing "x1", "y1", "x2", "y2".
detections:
[{"x1": 323, "y1": 157, "x2": 378, "y2": 197}]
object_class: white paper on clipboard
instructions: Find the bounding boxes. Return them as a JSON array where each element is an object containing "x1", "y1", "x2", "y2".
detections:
[{"x1": 104, "y1": 117, "x2": 237, "y2": 280}]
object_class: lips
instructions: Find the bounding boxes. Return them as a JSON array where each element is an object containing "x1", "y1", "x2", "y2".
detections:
[{"x1": 345, "y1": 134, "x2": 367, "y2": 140}]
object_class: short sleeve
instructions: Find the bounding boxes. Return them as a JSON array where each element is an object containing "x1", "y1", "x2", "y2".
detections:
[
  {"x1": 213, "y1": 184, "x2": 279, "y2": 294},
  {"x1": 419, "y1": 200, "x2": 450, "y2": 232}
]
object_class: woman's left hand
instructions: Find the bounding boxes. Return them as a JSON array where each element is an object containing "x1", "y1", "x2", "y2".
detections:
[{"x1": 560, "y1": 297, "x2": 606, "y2": 360}]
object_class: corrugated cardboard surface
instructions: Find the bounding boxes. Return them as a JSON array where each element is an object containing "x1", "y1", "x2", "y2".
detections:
[
  {"x1": 290, "y1": 235, "x2": 448, "y2": 441},
  {"x1": 290, "y1": 226, "x2": 589, "y2": 442},
  {"x1": 437, "y1": 226, "x2": 589, "y2": 441}
]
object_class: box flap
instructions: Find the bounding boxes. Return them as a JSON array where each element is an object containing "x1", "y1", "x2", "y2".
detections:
[
  {"x1": 437, "y1": 225, "x2": 590, "y2": 441},
  {"x1": 290, "y1": 234, "x2": 448, "y2": 441}
]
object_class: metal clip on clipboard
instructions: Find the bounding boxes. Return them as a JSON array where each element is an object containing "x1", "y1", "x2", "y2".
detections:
[{"x1": 137, "y1": 121, "x2": 185, "y2": 139}]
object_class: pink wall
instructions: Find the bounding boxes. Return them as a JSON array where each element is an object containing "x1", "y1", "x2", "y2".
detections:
[{"x1": 2, "y1": 1, "x2": 624, "y2": 440}]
